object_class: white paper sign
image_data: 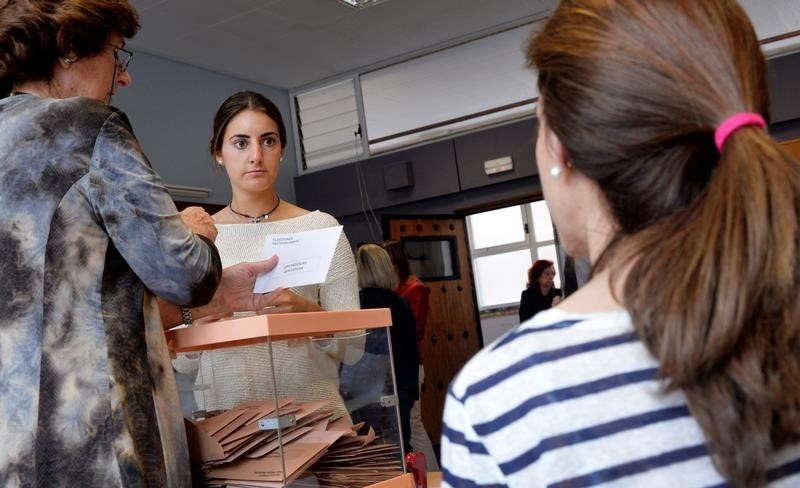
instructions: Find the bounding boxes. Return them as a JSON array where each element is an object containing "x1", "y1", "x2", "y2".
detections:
[{"x1": 253, "y1": 225, "x2": 343, "y2": 293}]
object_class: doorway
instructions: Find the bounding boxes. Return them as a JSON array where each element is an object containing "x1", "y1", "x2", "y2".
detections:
[{"x1": 385, "y1": 216, "x2": 483, "y2": 447}]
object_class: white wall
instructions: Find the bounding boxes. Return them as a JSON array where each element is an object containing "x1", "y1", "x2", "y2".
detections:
[{"x1": 114, "y1": 52, "x2": 296, "y2": 206}]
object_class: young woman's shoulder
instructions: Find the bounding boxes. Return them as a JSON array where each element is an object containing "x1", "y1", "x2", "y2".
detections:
[{"x1": 280, "y1": 201, "x2": 312, "y2": 218}]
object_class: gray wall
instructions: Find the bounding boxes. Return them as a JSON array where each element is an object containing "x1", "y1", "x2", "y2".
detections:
[
  {"x1": 114, "y1": 52, "x2": 296, "y2": 206},
  {"x1": 299, "y1": 50, "x2": 800, "y2": 248},
  {"x1": 111, "y1": 48, "x2": 800, "y2": 230}
]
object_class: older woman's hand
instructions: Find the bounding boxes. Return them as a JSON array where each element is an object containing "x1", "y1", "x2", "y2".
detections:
[{"x1": 180, "y1": 206, "x2": 218, "y2": 242}]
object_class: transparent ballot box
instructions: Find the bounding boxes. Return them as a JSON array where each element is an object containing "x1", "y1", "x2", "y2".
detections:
[{"x1": 167, "y1": 309, "x2": 408, "y2": 487}]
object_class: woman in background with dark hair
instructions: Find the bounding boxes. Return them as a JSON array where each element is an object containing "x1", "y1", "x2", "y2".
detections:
[
  {"x1": 442, "y1": 0, "x2": 800, "y2": 486},
  {"x1": 518, "y1": 259, "x2": 562, "y2": 322},
  {"x1": 381, "y1": 239, "x2": 439, "y2": 471},
  {"x1": 382, "y1": 240, "x2": 429, "y2": 343}
]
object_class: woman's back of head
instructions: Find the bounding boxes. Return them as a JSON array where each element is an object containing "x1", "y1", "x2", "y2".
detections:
[
  {"x1": 529, "y1": 0, "x2": 800, "y2": 484},
  {"x1": 0, "y1": 0, "x2": 140, "y2": 96},
  {"x1": 357, "y1": 244, "x2": 399, "y2": 291},
  {"x1": 381, "y1": 239, "x2": 411, "y2": 283}
]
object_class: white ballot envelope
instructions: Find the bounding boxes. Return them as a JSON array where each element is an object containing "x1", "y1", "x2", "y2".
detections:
[{"x1": 253, "y1": 225, "x2": 343, "y2": 293}]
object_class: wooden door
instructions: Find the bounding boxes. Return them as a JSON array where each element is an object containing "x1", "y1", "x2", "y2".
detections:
[
  {"x1": 387, "y1": 216, "x2": 483, "y2": 445},
  {"x1": 782, "y1": 137, "x2": 800, "y2": 160}
]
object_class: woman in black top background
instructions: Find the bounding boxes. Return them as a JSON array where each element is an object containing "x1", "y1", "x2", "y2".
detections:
[
  {"x1": 348, "y1": 243, "x2": 419, "y2": 456},
  {"x1": 518, "y1": 259, "x2": 562, "y2": 322}
]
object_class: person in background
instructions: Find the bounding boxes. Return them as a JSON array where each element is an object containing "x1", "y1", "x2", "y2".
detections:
[
  {"x1": 353, "y1": 243, "x2": 419, "y2": 456},
  {"x1": 382, "y1": 239, "x2": 440, "y2": 471},
  {"x1": 0, "y1": 1, "x2": 281, "y2": 485},
  {"x1": 518, "y1": 259, "x2": 562, "y2": 322},
  {"x1": 442, "y1": 0, "x2": 800, "y2": 486},
  {"x1": 173, "y1": 91, "x2": 363, "y2": 420}
]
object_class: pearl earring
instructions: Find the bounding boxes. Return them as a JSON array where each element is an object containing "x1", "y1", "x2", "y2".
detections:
[
  {"x1": 217, "y1": 159, "x2": 223, "y2": 165},
  {"x1": 549, "y1": 166, "x2": 562, "y2": 178}
]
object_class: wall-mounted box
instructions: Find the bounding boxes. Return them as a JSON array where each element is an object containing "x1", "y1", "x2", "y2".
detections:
[
  {"x1": 383, "y1": 160, "x2": 414, "y2": 190},
  {"x1": 295, "y1": 140, "x2": 459, "y2": 217},
  {"x1": 454, "y1": 118, "x2": 538, "y2": 190},
  {"x1": 483, "y1": 156, "x2": 514, "y2": 175}
]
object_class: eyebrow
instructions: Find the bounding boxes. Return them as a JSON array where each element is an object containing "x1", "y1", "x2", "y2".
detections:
[{"x1": 228, "y1": 131, "x2": 279, "y2": 139}]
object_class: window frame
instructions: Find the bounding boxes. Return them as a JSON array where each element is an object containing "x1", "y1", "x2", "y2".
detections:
[{"x1": 466, "y1": 200, "x2": 561, "y2": 311}]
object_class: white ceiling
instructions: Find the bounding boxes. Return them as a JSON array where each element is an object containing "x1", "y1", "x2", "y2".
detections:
[{"x1": 128, "y1": 0, "x2": 800, "y2": 92}]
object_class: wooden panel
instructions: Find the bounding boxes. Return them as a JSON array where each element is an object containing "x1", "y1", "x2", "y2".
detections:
[
  {"x1": 781, "y1": 137, "x2": 800, "y2": 160},
  {"x1": 389, "y1": 217, "x2": 482, "y2": 445}
]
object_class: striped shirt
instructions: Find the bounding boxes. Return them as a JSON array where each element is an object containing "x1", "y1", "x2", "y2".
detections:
[{"x1": 441, "y1": 308, "x2": 800, "y2": 487}]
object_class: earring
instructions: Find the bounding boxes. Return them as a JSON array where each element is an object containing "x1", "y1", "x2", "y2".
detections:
[
  {"x1": 216, "y1": 159, "x2": 223, "y2": 165},
  {"x1": 279, "y1": 157, "x2": 283, "y2": 163},
  {"x1": 62, "y1": 57, "x2": 74, "y2": 65},
  {"x1": 549, "y1": 166, "x2": 562, "y2": 179}
]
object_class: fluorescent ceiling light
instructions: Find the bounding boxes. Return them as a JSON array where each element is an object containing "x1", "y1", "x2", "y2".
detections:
[{"x1": 337, "y1": 0, "x2": 388, "y2": 9}]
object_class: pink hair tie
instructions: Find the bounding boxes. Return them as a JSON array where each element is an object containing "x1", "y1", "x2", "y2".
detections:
[{"x1": 714, "y1": 112, "x2": 766, "y2": 152}]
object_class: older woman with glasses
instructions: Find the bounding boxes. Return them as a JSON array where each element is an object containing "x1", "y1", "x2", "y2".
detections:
[{"x1": 0, "y1": 1, "x2": 282, "y2": 485}]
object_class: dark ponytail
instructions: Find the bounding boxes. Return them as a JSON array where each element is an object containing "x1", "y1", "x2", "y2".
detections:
[{"x1": 529, "y1": 0, "x2": 800, "y2": 485}]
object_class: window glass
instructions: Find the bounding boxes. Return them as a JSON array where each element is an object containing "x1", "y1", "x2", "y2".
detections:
[
  {"x1": 361, "y1": 24, "x2": 538, "y2": 153},
  {"x1": 295, "y1": 78, "x2": 363, "y2": 170},
  {"x1": 469, "y1": 206, "x2": 525, "y2": 249},
  {"x1": 529, "y1": 200, "x2": 554, "y2": 242},
  {"x1": 473, "y1": 249, "x2": 531, "y2": 308},
  {"x1": 402, "y1": 237, "x2": 459, "y2": 280}
]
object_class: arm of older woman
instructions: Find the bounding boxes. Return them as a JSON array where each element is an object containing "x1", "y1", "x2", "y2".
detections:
[
  {"x1": 158, "y1": 257, "x2": 282, "y2": 328},
  {"x1": 89, "y1": 111, "x2": 222, "y2": 306}
]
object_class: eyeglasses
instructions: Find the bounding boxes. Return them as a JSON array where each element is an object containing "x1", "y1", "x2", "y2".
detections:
[{"x1": 108, "y1": 43, "x2": 133, "y2": 72}]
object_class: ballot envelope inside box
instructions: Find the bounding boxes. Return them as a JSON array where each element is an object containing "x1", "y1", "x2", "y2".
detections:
[{"x1": 166, "y1": 309, "x2": 408, "y2": 487}]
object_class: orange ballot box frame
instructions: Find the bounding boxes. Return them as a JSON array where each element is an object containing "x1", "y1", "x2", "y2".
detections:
[
  {"x1": 165, "y1": 308, "x2": 392, "y2": 353},
  {"x1": 366, "y1": 473, "x2": 416, "y2": 488}
]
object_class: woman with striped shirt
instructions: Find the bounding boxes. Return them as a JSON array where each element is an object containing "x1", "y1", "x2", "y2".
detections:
[{"x1": 442, "y1": 1, "x2": 800, "y2": 486}]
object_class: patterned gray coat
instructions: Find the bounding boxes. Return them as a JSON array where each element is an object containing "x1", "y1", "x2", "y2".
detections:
[{"x1": 0, "y1": 94, "x2": 222, "y2": 486}]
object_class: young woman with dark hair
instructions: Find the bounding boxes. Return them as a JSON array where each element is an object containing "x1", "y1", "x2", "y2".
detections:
[
  {"x1": 173, "y1": 91, "x2": 364, "y2": 421},
  {"x1": 442, "y1": 1, "x2": 800, "y2": 486}
]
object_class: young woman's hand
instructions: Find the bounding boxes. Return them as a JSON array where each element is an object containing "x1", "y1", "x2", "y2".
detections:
[{"x1": 264, "y1": 289, "x2": 323, "y2": 314}]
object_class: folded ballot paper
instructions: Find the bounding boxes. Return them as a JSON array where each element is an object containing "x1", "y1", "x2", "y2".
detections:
[
  {"x1": 187, "y1": 398, "x2": 403, "y2": 487},
  {"x1": 253, "y1": 226, "x2": 343, "y2": 293}
]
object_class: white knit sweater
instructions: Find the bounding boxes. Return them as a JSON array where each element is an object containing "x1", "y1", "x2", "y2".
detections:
[{"x1": 173, "y1": 211, "x2": 362, "y2": 419}]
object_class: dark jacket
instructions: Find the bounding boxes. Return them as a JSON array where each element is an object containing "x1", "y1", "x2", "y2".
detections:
[
  {"x1": 519, "y1": 286, "x2": 562, "y2": 323},
  {"x1": 359, "y1": 288, "x2": 420, "y2": 397}
]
